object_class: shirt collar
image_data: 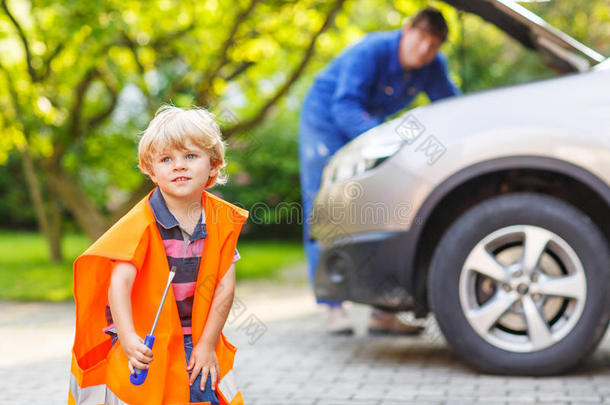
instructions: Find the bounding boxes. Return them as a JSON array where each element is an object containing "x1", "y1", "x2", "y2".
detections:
[{"x1": 149, "y1": 188, "x2": 207, "y2": 239}]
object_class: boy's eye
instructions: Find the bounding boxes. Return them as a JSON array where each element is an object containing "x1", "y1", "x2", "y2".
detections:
[
  {"x1": 186, "y1": 153, "x2": 197, "y2": 159},
  {"x1": 161, "y1": 157, "x2": 171, "y2": 163}
]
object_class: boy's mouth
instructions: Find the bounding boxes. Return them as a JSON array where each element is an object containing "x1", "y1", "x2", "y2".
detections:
[{"x1": 172, "y1": 176, "x2": 191, "y2": 183}]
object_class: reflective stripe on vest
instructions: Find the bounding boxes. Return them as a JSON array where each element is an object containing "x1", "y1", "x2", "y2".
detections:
[
  {"x1": 217, "y1": 369, "x2": 238, "y2": 403},
  {"x1": 104, "y1": 387, "x2": 129, "y2": 405},
  {"x1": 69, "y1": 373, "x2": 128, "y2": 405},
  {"x1": 70, "y1": 363, "x2": 241, "y2": 405}
]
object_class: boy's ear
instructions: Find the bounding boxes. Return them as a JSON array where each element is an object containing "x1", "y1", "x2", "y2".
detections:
[
  {"x1": 147, "y1": 170, "x2": 158, "y2": 184},
  {"x1": 209, "y1": 164, "x2": 219, "y2": 178},
  {"x1": 140, "y1": 163, "x2": 157, "y2": 184}
]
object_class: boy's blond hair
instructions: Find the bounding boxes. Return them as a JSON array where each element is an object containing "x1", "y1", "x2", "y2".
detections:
[{"x1": 139, "y1": 105, "x2": 227, "y2": 188}]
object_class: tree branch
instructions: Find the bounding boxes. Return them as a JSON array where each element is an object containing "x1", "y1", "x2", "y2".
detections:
[
  {"x1": 161, "y1": 67, "x2": 199, "y2": 106},
  {"x1": 40, "y1": 43, "x2": 65, "y2": 81},
  {"x1": 120, "y1": 31, "x2": 146, "y2": 73},
  {"x1": 149, "y1": 23, "x2": 195, "y2": 49},
  {"x1": 86, "y1": 69, "x2": 119, "y2": 131},
  {"x1": 1, "y1": 0, "x2": 39, "y2": 81},
  {"x1": 69, "y1": 68, "x2": 99, "y2": 138},
  {"x1": 44, "y1": 163, "x2": 108, "y2": 239},
  {"x1": 110, "y1": 178, "x2": 155, "y2": 223},
  {"x1": 121, "y1": 25, "x2": 196, "y2": 113},
  {"x1": 120, "y1": 31, "x2": 157, "y2": 113},
  {"x1": 195, "y1": 0, "x2": 261, "y2": 105},
  {"x1": 225, "y1": 61, "x2": 255, "y2": 81},
  {"x1": 0, "y1": 64, "x2": 58, "y2": 256},
  {"x1": 223, "y1": 0, "x2": 345, "y2": 137},
  {"x1": 0, "y1": 63, "x2": 24, "y2": 124}
]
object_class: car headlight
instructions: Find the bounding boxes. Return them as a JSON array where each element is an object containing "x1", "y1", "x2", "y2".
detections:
[{"x1": 323, "y1": 124, "x2": 405, "y2": 186}]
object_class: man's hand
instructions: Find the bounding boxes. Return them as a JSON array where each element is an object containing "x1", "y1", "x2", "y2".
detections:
[
  {"x1": 187, "y1": 343, "x2": 219, "y2": 392},
  {"x1": 120, "y1": 332, "x2": 154, "y2": 374}
]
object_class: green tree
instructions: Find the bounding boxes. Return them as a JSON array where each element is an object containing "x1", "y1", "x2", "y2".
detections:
[
  {"x1": 0, "y1": 0, "x2": 345, "y2": 259},
  {"x1": 1, "y1": 0, "x2": 608, "y2": 259}
]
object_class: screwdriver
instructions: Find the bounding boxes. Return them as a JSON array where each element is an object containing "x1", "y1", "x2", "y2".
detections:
[{"x1": 130, "y1": 267, "x2": 176, "y2": 385}]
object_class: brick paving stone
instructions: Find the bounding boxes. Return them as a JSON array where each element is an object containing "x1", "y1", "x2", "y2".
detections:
[
  {"x1": 507, "y1": 391, "x2": 537, "y2": 399},
  {"x1": 572, "y1": 402, "x2": 605, "y2": 405},
  {"x1": 381, "y1": 402, "x2": 442, "y2": 405}
]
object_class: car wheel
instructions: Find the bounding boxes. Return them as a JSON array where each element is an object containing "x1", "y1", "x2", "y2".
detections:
[{"x1": 428, "y1": 193, "x2": 609, "y2": 375}]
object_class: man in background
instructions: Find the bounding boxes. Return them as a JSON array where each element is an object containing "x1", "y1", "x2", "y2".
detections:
[{"x1": 299, "y1": 7, "x2": 460, "y2": 334}]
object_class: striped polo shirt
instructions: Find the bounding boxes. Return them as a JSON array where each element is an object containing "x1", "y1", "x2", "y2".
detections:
[{"x1": 104, "y1": 188, "x2": 240, "y2": 337}]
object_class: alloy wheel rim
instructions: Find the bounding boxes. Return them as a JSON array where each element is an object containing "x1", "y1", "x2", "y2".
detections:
[{"x1": 458, "y1": 225, "x2": 587, "y2": 353}]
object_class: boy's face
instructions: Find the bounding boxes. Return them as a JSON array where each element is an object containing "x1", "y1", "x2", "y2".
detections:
[{"x1": 148, "y1": 141, "x2": 218, "y2": 200}]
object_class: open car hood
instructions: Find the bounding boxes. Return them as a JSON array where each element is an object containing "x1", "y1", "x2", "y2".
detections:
[{"x1": 442, "y1": 0, "x2": 606, "y2": 73}]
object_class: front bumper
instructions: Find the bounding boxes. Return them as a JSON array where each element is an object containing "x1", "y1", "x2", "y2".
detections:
[{"x1": 314, "y1": 230, "x2": 417, "y2": 311}]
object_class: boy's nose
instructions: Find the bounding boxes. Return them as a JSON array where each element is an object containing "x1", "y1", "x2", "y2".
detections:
[{"x1": 172, "y1": 159, "x2": 187, "y2": 170}]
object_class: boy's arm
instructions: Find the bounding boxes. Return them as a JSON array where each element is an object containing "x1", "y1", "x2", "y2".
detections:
[
  {"x1": 108, "y1": 261, "x2": 154, "y2": 373},
  {"x1": 188, "y1": 263, "x2": 236, "y2": 389},
  {"x1": 198, "y1": 263, "x2": 236, "y2": 349}
]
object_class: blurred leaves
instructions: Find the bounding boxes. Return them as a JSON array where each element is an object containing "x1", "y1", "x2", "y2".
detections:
[{"x1": 0, "y1": 0, "x2": 608, "y2": 239}]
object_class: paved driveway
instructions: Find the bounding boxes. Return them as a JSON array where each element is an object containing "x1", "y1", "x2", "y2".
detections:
[
  {"x1": 1, "y1": 267, "x2": 608, "y2": 405},
  {"x1": 228, "y1": 306, "x2": 610, "y2": 405}
]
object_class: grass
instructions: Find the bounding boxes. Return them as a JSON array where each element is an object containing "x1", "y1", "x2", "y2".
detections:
[
  {"x1": 233, "y1": 241, "x2": 305, "y2": 279},
  {"x1": 0, "y1": 231, "x2": 304, "y2": 302}
]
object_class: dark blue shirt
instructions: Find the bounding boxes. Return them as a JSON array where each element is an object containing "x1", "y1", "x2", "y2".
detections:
[{"x1": 303, "y1": 29, "x2": 459, "y2": 141}]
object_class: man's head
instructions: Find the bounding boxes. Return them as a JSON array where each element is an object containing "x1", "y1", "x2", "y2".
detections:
[
  {"x1": 399, "y1": 7, "x2": 449, "y2": 70},
  {"x1": 138, "y1": 105, "x2": 227, "y2": 193}
]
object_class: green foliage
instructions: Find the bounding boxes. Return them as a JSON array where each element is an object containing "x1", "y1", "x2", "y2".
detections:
[
  {"x1": 526, "y1": 0, "x2": 610, "y2": 56},
  {"x1": 0, "y1": 154, "x2": 37, "y2": 228},
  {"x1": 0, "y1": 230, "x2": 304, "y2": 300},
  {"x1": 0, "y1": 0, "x2": 608, "y2": 241},
  {"x1": 220, "y1": 107, "x2": 302, "y2": 239},
  {"x1": 74, "y1": 120, "x2": 143, "y2": 209},
  {"x1": 234, "y1": 241, "x2": 305, "y2": 279}
]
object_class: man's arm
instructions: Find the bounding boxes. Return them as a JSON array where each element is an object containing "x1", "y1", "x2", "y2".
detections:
[
  {"x1": 424, "y1": 54, "x2": 461, "y2": 101},
  {"x1": 331, "y1": 45, "x2": 382, "y2": 140}
]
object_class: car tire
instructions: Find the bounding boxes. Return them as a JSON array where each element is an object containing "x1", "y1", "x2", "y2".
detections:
[{"x1": 428, "y1": 192, "x2": 609, "y2": 375}]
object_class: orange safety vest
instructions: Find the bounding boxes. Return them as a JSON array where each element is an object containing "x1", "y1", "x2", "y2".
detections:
[{"x1": 69, "y1": 189, "x2": 249, "y2": 405}]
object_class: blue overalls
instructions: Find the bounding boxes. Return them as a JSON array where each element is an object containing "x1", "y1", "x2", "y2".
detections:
[{"x1": 298, "y1": 29, "x2": 459, "y2": 305}]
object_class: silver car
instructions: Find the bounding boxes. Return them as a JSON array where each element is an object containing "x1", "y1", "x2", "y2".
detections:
[{"x1": 310, "y1": 0, "x2": 609, "y2": 375}]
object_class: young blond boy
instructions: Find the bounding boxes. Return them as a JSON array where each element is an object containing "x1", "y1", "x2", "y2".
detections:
[{"x1": 69, "y1": 106, "x2": 248, "y2": 405}]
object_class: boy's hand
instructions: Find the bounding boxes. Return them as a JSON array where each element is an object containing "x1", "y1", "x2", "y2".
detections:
[
  {"x1": 187, "y1": 343, "x2": 219, "y2": 392},
  {"x1": 120, "y1": 332, "x2": 154, "y2": 374}
]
